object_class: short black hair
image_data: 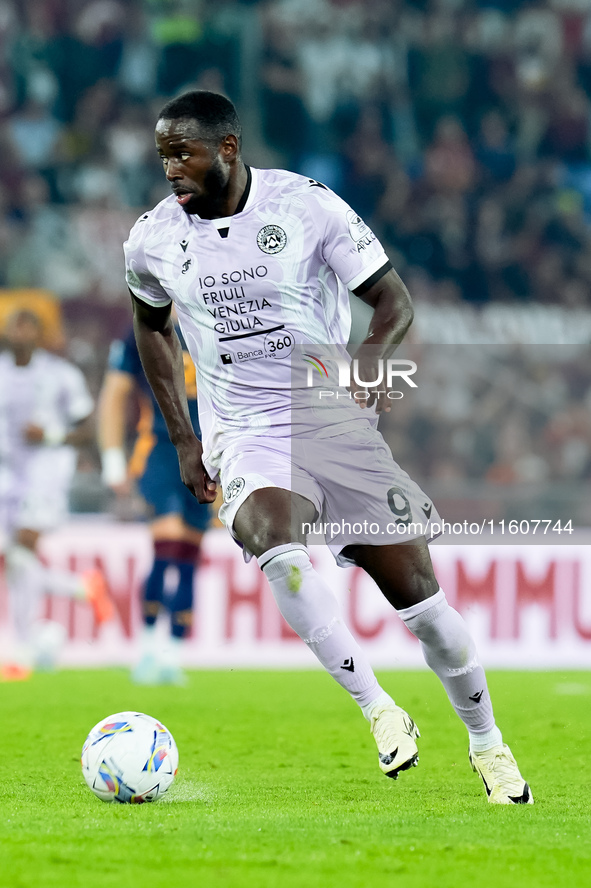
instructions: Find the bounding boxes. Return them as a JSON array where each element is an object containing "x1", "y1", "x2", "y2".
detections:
[{"x1": 158, "y1": 91, "x2": 242, "y2": 148}]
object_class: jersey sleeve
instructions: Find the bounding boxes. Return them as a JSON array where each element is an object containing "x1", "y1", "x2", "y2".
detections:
[
  {"x1": 124, "y1": 215, "x2": 172, "y2": 307},
  {"x1": 62, "y1": 364, "x2": 94, "y2": 424},
  {"x1": 307, "y1": 185, "x2": 392, "y2": 294}
]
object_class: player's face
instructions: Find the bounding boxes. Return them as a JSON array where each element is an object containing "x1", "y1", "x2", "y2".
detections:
[
  {"x1": 155, "y1": 118, "x2": 231, "y2": 218},
  {"x1": 5, "y1": 314, "x2": 42, "y2": 352}
]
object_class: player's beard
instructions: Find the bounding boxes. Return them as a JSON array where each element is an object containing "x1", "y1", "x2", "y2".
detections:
[{"x1": 182, "y1": 155, "x2": 230, "y2": 218}]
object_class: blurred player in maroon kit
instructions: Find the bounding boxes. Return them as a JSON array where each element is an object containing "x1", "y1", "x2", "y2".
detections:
[{"x1": 99, "y1": 323, "x2": 210, "y2": 684}]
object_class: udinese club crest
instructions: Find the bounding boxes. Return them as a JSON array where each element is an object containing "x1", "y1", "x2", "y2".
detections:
[
  {"x1": 257, "y1": 224, "x2": 287, "y2": 254},
  {"x1": 224, "y1": 477, "x2": 246, "y2": 503}
]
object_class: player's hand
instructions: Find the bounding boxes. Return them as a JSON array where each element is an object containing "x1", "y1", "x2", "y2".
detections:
[
  {"x1": 176, "y1": 437, "x2": 217, "y2": 504},
  {"x1": 348, "y1": 346, "x2": 392, "y2": 414},
  {"x1": 109, "y1": 478, "x2": 134, "y2": 498},
  {"x1": 23, "y1": 423, "x2": 45, "y2": 443}
]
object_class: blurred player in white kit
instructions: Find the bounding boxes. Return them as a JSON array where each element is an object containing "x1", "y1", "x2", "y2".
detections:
[{"x1": 0, "y1": 310, "x2": 113, "y2": 680}]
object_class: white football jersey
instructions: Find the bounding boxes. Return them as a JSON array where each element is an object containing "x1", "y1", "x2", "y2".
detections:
[
  {"x1": 124, "y1": 166, "x2": 391, "y2": 472},
  {"x1": 0, "y1": 349, "x2": 93, "y2": 468}
]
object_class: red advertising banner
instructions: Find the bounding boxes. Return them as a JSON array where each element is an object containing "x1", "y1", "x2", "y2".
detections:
[{"x1": 1, "y1": 522, "x2": 590, "y2": 668}]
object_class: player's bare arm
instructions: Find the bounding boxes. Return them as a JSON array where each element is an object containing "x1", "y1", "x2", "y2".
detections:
[
  {"x1": 131, "y1": 292, "x2": 216, "y2": 503},
  {"x1": 24, "y1": 413, "x2": 95, "y2": 447},
  {"x1": 351, "y1": 267, "x2": 414, "y2": 413}
]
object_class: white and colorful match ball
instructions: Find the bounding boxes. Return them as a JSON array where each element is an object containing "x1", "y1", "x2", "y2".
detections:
[{"x1": 81, "y1": 711, "x2": 178, "y2": 803}]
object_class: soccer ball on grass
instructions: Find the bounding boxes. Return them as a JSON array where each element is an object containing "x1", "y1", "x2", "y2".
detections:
[{"x1": 81, "y1": 711, "x2": 178, "y2": 803}]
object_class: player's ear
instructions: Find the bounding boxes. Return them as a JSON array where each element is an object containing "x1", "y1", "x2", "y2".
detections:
[{"x1": 221, "y1": 134, "x2": 239, "y2": 160}]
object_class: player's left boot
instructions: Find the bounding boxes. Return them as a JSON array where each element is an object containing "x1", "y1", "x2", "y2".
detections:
[
  {"x1": 81, "y1": 569, "x2": 115, "y2": 624},
  {"x1": 369, "y1": 701, "x2": 420, "y2": 779},
  {"x1": 469, "y1": 744, "x2": 534, "y2": 804},
  {"x1": 0, "y1": 663, "x2": 32, "y2": 682}
]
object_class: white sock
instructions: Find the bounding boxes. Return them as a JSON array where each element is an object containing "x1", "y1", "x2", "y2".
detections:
[
  {"x1": 361, "y1": 690, "x2": 396, "y2": 722},
  {"x1": 6, "y1": 545, "x2": 47, "y2": 642},
  {"x1": 398, "y1": 589, "x2": 500, "y2": 749},
  {"x1": 161, "y1": 635, "x2": 183, "y2": 671},
  {"x1": 259, "y1": 545, "x2": 383, "y2": 710},
  {"x1": 44, "y1": 568, "x2": 85, "y2": 598},
  {"x1": 468, "y1": 726, "x2": 503, "y2": 753},
  {"x1": 6, "y1": 544, "x2": 89, "y2": 647},
  {"x1": 8, "y1": 544, "x2": 84, "y2": 595},
  {"x1": 140, "y1": 623, "x2": 158, "y2": 654}
]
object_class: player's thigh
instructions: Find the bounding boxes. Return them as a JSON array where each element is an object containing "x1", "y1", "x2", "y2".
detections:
[
  {"x1": 150, "y1": 513, "x2": 187, "y2": 539},
  {"x1": 149, "y1": 515, "x2": 204, "y2": 548},
  {"x1": 233, "y1": 487, "x2": 317, "y2": 557},
  {"x1": 15, "y1": 527, "x2": 41, "y2": 551},
  {"x1": 344, "y1": 537, "x2": 440, "y2": 610},
  {"x1": 218, "y1": 437, "x2": 322, "y2": 556},
  {"x1": 180, "y1": 485, "x2": 211, "y2": 541},
  {"x1": 142, "y1": 445, "x2": 209, "y2": 547},
  {"x1": 308, "y1": 428, "x2": 440, "y2": 560}
]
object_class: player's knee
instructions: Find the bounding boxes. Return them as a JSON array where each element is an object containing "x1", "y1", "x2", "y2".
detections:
[
  {"x1": 5, "y1": 543, "x2": 38, "y2": 577},
  {"x1": 15, "y1": 528, "x2": 39, "y2": 551},
  {"x1": 257, "y1": 543, "x2": 310, "y2": 587},
  {"x1": 235, "y1": 516, "x2": 304, "y2": 559},
  {"x1": 233, "y1": 488, "x2": 313, "y2": 558}
]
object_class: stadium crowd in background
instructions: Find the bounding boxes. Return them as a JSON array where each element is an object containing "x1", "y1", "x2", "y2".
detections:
[
  {"x1": 2, "y1": 0, "x2": 591, "y2": 310},
  {"x1": 379, "y1": 343, "x2": 591, "y2": 520},
  {"x1": 0, "y1": 0, "x2": 590, "y2": 505}
]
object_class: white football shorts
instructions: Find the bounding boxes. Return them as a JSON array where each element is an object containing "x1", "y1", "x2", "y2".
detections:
[
  {"x1": 0, "y1": 449, "x2": 76, "y2": 535},
  {"x1": 217, "y1": 427, "x2": 442, "y2": 566}
]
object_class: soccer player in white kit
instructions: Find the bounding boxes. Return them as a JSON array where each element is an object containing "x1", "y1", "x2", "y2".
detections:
[
  {"x1": 0, "y1": 310, "x2": 113, "y2": 679},
  {"x1": 125, "y1": 91, "x2": 533, "y2": 804}
]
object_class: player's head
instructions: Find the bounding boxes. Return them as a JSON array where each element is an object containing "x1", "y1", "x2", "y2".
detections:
[
  {"x1": 158, "y1": 91, "x2": 242, "y2": 150},
  {"x1": 155, "y1": 91, "x2": 243, "y2": 217},
  {"x1": 4, "y1": 309, "x2": 43, "y2": 358}
]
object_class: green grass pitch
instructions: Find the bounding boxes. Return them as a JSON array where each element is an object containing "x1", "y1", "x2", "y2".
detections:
[{"x1": 1, "y1": 669, "x2": 590, "y2": 888}]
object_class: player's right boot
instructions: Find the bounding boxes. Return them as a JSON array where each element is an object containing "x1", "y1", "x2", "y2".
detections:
[
  {"x1": 469, "y1": 744, "x2": 534, "y2": 804},
  {"x1": 131, "y1": 653, "x2": 161, "y2": 685},
  {"x1": 368, "y1": 701, "x2": 420, "y2": 779},
  {"x1": 0, "y1": 663, "x2": 32, "y2": 682},
  {"x1": 81, "y1": 569, "x2": 115, "y2": 624}
]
